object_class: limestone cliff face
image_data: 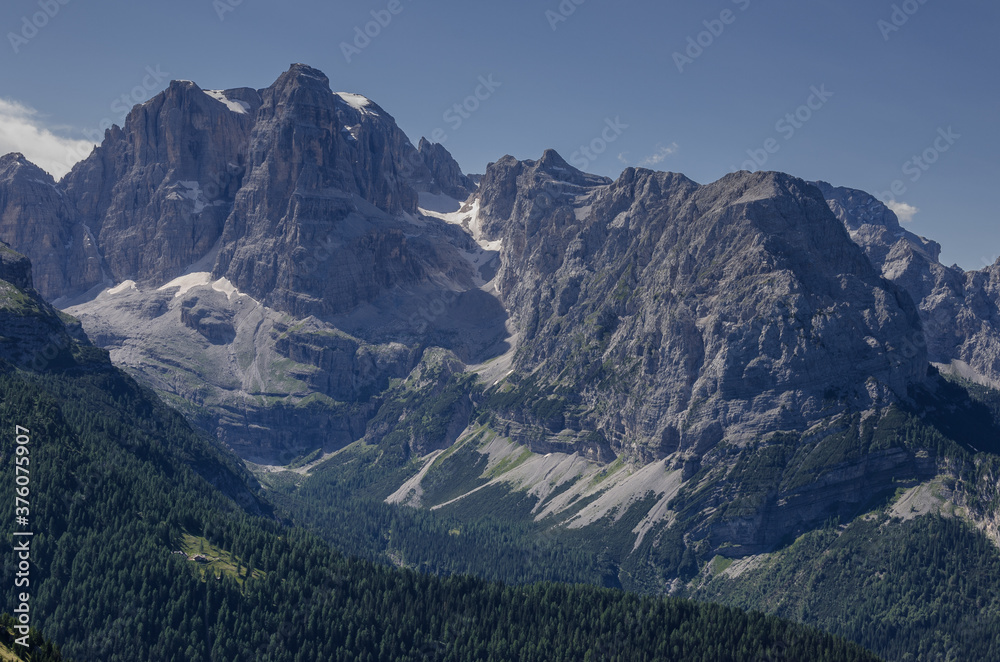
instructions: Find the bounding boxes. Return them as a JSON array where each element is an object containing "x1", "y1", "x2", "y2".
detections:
[
  {"x1": 477, "y1": 154, "x2": 927, "y2": 461},
  {"x1": 61, "y1": 80, "x2": 259, "y2": 286},
  {"x1": 3, "y1": 63, "x2": 476, "y2": 322},
  {"x1": 415, "y1": 138, "x2": 477, "y2": 200},
  {"x1": 816, "y1": 181, "x2": 1000, "y2": 387},
  {"x1": 208, "y1": 64, "x2": 465, "y2": 317},
  {"x1": 0, "y1": 154, "x2": 107, "y2": 301}
]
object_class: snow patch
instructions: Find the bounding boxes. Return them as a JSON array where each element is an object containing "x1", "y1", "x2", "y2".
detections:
[
  {"x1": 418, "y1": 198, "x2": 501, "y2": 253},
  {"x1": 418, "y1": 192, "x2": 463, "y2": 215},
  {"x1": 416, "y1": 197, "x2": 500, "y2": 284},
  {"x1": 108, "y1": 280, "x2": 137, "y2": 295},
  {"x1": 158, "y1": 272, "x2": 211, "y2": 298},
  {"x1": 203, "y1": 90, "x2": 250, "y2": 114},
  {"x1": 211, "y1": 277, "x2": 249, "y2": 302},
  {"x1": 335, "y1": 92, "x2": 376, "y2": 114},
  {"x1": 175, "y1": 181, "x2": 209, "y2": 213}
]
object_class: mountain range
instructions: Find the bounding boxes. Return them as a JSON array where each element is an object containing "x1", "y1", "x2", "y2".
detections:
[{"x1": 3, "y1": 63, "x2": 1000, "y2": 660}]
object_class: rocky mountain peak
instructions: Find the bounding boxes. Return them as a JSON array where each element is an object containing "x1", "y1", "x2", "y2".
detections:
[
  {"x1": 280, "y1": 62, "x2": 331, "y2": 87},
  {"x1": 208, "y1": 65, "x2": 461, "y2": 316},
  {"x1": 1, "y1": 63, "x2": 489, "y2": 326},
  {"x1": 813, "y1": 180, "x2": 942, "y2": 264},
  {"x1": 416, "y1": 138, "x2": 476, "y2": 200},
  {"x1": 537, "y1": 148, "x2": 611, "y2": 187},
  {"x1": 0, "y1": 152, "x2": 107, "y2": 301},
  {"x1": 477, "y1": 150, "x2": 611, "y2": 244},
  {"x1": 477, "y1": 157, "x2": 926, "y2": 460},
  {"x1": 0, "y1": 152, "x2": 33, "y2": 174},
  {"x1": 57, "y1": 70, "x2": 258, "y2": 289}
]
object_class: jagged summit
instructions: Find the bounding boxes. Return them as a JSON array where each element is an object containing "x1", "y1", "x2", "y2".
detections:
[
  {"x1": 476, "y1": 155, "x2": 926, "y2": 459},
  {"x1": 416, "y1": 137, "x2": 476, "y2": 200},
  {"x1": 0, "y1": 64, "x2": 476, "y2": 313},
  {"x1": 283, "y1": 62, "x2": 331, "y2": 85},
  {"x1": 0, "y1": 151, "x2": 107, "y2": 301},
  {"x1": 0, "y1": 152, "x2": 30, "y2": 170},
  {"x1": 0, "y1": 152, "x2": 58, "y2": 185}
]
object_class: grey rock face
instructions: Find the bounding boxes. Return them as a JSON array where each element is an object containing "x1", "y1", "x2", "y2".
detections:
[
  {"x1": 477, "y1": 156, "x2": 926, "y2": 460},
  {"x1": 61, "y1": 80, "x2": 258, "y2": 286},
  {"x1": 208, "y1": 64, "x2": 465, "y2": 317},
  {"x1": 3, "y1": 63, "x2": 479, "y2": 324},
  {"x1": 0, "y1": 154, "x2": 107, "y2": 300},
  {"x1": 415, "y1": 138, "x2": 476, "y2": 200},
  {"x1": 816, "y1": 181, "x2": 1000, "y2": 386},
  {"x1": 16, "y1": 63, "x2": 505, "y2": 463}
]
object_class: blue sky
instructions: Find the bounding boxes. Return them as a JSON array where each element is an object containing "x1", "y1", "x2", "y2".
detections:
[{"x1": 1, "y1": 0, "x2": 996, "y2": 269}]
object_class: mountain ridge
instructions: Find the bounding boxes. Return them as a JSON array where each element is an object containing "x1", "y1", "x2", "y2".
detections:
[{"x1": 3, "y1": 62, "x2": 1000, "y2": 661}]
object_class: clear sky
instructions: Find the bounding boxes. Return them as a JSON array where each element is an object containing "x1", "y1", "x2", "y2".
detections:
[{"x1": 0, "y1": 0, "x2": 996, "y2": 269}]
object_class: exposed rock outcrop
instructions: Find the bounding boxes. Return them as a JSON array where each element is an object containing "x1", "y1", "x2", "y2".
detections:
[
  {"x1": 816, "y1": 181, "x2": 1000, "y2": 387},
  {"x1": 477, "y1": 156, "x2": 927, "y2": 460},
  {"x1": 61, "y1": 81, "x2": 259, "y2": 286},
  {"x1": 0, "y1": 154, "x2": 107, "y2": 301},
  {"x1": 415, "y1": 137, "x2": 477, "y2": 200}
]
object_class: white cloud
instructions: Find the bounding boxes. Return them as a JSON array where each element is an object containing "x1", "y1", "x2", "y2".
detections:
[
  {"x1": 886, "y1": 200, "x2": 919, "y2": 223},
  {"x1": 0, "y1": 98, "x2": 96, "y2": 180},
  {"x1": 617, "y1": 151, "x2": 630, "y2": 164},
  {"x1": 637, "y1": 142, "x2": 678, "y2": 168}
]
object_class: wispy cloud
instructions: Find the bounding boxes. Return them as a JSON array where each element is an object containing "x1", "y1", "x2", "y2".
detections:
[
  {"x1": 0, "y1": 98, "x2": 95, "y2": 180},
  {"x1": 637, "y1": 142, "x2": 678, "y2": 168},
  {"x1": 886, "y1": 200, "x2": 918, "y2": 223}
]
